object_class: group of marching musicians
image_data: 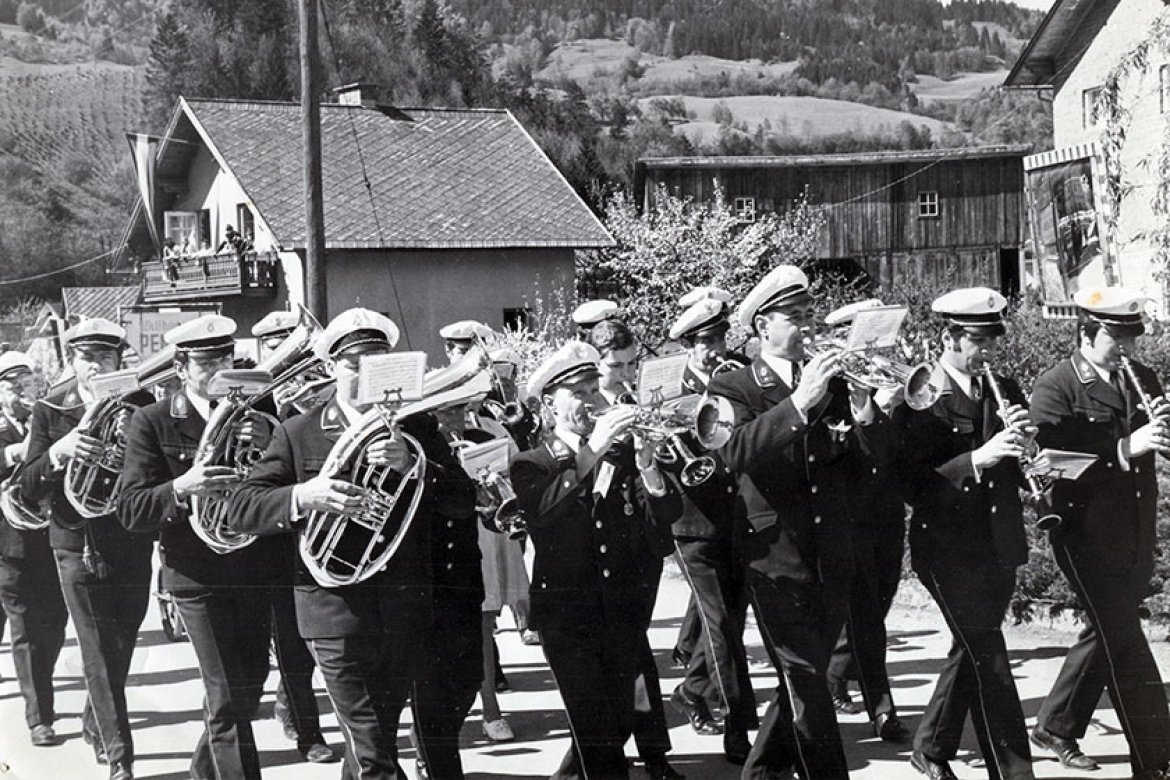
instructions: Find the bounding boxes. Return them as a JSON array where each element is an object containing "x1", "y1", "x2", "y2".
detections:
[{"x1": 0, "y1": 260, "x2": 1168, "y2": 780}]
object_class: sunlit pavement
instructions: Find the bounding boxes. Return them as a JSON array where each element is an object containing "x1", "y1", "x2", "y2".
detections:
[{"x1": 1, "y1": 559, "x2": 1167, "y2": 779}]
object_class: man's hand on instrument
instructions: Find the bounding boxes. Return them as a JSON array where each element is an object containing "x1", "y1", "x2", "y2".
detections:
[
  {"x1": 973, "y1": 426, "x2": 1026, "y2": 470},
  {"x1": 49, "y1": 428, "x2": 104, "y2": 465},
  {"x1": 293, "y1": 474, "x2": 366, "y2": 518},
  {"x1": 791, "y1": 350, "x2": 841, "y2": 417},
  {"x1": 1128, "y1": 420, "x2": 1170, "y2": 458},
  {"x1": 173, "y1": 464, "x2": 240, "y2": 501},
  {"x1": 235, "y1": 411, "x2": 271, "y2": 449},
  {"x1": 1143, "y1": 395, "x2": 1170, "y2": 427},
  {"x1": 588, "y1": 405, "x2": 637, "y2": 454},
  {"x1": 997, "y1": 403, "x2": 1032, "y2": 440},
  {"x1": 366, "y1": 437, "x2": 412, "y2": 472}
]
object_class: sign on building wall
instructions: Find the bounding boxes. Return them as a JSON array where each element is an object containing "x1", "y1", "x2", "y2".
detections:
[
  {"x1": 1024, "y1": 144, "x2": 1118, "y2": 306},
  {"x1": 119, "y1": 304, "x2": 221, "y2": 359}
]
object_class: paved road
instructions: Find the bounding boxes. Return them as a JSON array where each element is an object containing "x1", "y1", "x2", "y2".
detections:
[{"x1": 1, "y1": 561, "x2": 1167, "y2": 779}]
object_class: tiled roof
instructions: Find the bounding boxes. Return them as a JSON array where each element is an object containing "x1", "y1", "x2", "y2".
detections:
[
  {"x1": 61, "y1": 286, "x2": 141, "y2": 321},
  {"x1": 184, "y1": 99, "x2": 613, "y2": 250}
]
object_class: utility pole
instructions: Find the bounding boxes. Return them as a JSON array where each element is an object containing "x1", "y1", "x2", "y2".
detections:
[{"x1": 301, "y1": 0, "x2": 327, "y2": 320}]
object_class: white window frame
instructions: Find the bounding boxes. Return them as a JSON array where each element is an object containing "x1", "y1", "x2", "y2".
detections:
[
  {"x1": 1082, "y1": 86, "x2": 1103, "y2": 128},
  {"x1": 733, "y1": 197, "x2": 756, "y2": 223},
  {"x1": 164, "y1": 210, "x2": 202, "y2": 247},
  {"x1": 917, "y1": 191, "x2": 940, "y2": 218},
  {"x1": 1161, "y1": 65, "x2": 1169, "y2": 114}
]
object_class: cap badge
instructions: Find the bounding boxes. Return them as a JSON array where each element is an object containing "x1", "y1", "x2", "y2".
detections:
[
  {"x1": 1088, "y1": 290, "x2": 1103, "y2": 306},
  {"x1": 206, "y1": 322, "x2": 215, "y2": 333},
  {"x1": 987, "y1": 294, "x2": 995, "y2": 308},
  {"x1": 1129, "y1": 301, "x2": 1139, "y2": 312}
]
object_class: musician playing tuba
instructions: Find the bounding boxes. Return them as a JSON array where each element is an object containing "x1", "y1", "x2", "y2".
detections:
[
  {"x1": 117, "y1": 314, "x2": 275, "y2": 780},
  {"x1": 225, "y1": 308, "x2": 477, "y2": 779},
  {"x1": 19, "y1": 320, "x2": 155, "y2": 778}
]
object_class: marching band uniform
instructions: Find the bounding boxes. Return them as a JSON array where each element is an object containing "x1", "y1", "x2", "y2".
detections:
[
  {"x1": 251, "y1": 312, "x2": 335, "y2": 765},
  {"x1": 0, "y1": 352, "x2": 68, "y2": 747},
  {"x1": 898, "y1": 289, "x2": 1032, "y2": 780},
  {"x1": 707, "y1": 266, "x2": 881, "y2": 780},
  {"x1": 21, "y1": 321, "x2": 156, "y2": 780},
  {"x1": 510, "y1": 342, "x2": 681, "y2": 780},
  {"x1": 1029, "y1": 289, "x2": 1170, "y2": 779},
  {"x1": 228, "y1": 308, "x2": 477, "y2": 779},
  {"x1": 118, "y1": 315, "x2": 274, "y2": 780},
  {"x1": 664, "y1": 297, "x2": 757, "y2": 761},
  {"x1": 572, "y1": 299, "x2": 623, "y2": 342}
]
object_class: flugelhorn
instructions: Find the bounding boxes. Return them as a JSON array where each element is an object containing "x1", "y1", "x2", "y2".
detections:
[
  {"x1": 189, "y1": 306, "x2": 323, "y2": 555},
  {"x1": 803, "y1": 336, "x2": 939, "y2": 410},
  {"x1": 64, "y1": 346, "x2": 178, "y2": 522},
  {"x1": 982, "y1": 364, "x2": 1062, "y2": 529},
  {"x1": 300, "y1": 351, "x2": 493, "y2": 588}
]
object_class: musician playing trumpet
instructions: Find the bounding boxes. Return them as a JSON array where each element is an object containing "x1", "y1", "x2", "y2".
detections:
[
  {"x1": 227, "y1": 308, "x2": 477, "y2": 779},
  {"x1": 510, "y1": 341, "x2": 681, "y2": 780},
  {"x1": 21, "y1": 320, "x2": 155, "y2": 780},
  {"x1": 1028, "y1": 288, "x2": 1170, "y2": 779},
  {"x1": 898, "y1": 288, "x2": 1034, "y2": 780}
]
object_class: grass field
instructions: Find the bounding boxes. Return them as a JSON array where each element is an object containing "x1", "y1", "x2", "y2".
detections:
[
  {"x1": 910, "y1": 69, "x2": 1010, "y2": 103},
  {"x1": 639, "y1": 94, "x2": 951, "y2": 145}
]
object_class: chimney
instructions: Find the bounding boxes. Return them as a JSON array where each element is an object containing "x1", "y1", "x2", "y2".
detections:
[{"x1": 334, "y1": 82, "x2": 380, "y2": 107}]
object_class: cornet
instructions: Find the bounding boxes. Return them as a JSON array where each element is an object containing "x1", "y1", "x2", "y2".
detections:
[{"x1": 803, "y1": 336, "x2": 939, "y2": 411}]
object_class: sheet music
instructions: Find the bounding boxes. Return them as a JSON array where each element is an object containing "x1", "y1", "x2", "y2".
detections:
[
  {"x1": 89, "y1": 369, "x2": 140, "y2": 399},
  {"x1": 637, "y1": 352, "x2": 690, "y2": 405},
  {"x1": 1026, "y1": 449, "x2": 1098, "y2": 481},
  {"x1": 844, "y1": 306, "x2": 908, "y2": 352},
  {"x1": 357, "y1": 352, "x2": 427, "y2": 406},
  {"x1": 458, "y1": 437, "x2": 511, "y2": 478}
]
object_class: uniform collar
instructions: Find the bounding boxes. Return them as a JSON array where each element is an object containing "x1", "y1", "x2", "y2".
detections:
[
  {"x1": 1072, "y1": 349, "x2": 1110, "y2": 384},
  {"x1": 319, "y1": 397, "x2": 362, "y2": 439},
  {"x1": 170, "y1": 390, "x2": 191, "y2": 419},
  {"x1": 938, "y1": 359, "x2": 978, "y2": 400},
  {"x1": 41, "y1": 381, "x2": 84, "y2": 411},
  {"x1": 553, "y1": 425, "x2": 581, "y2": 453},
  {"x1": 184, "y1": 387, "x2": 211, "y2": 422},
  {"x1": 755, "y1": 353, "x2": 795, "y2": 389}
]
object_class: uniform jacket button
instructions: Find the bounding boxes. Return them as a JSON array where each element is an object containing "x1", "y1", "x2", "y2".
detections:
[
  {"x1": 808, "y1": 454, "x2": 816, "y2": 463},
  {"x1": 810, "y1": 485, "x2": 818, "y2": 494},
  {"x1": 987, "y1": 480, "x2": 994, "y2": 488},
  {"x1": 563, "y1": 480, "x2": 572, "y2": 488},
  {"x1": 595, "y1": 521, "x2": 602, "y2": 529},
  {"x1": 602, "y1": 568, "x2": 610, "y2": 578},
  {"x1": 814, "y1": 515, "x2": 822, "y2": 524},
  {"x1": 599, "y1": 544, "x2": 607, "y2": 553}
]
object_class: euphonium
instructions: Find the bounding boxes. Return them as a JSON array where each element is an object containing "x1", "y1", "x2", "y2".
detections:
[
  {"x1": 981, "y1": 364, "x2": 1062, "y2": 530},
  {"x1": 189, "y1": 307, "x2": 323, "y2": 555},
  {"x1": 299, "y1": 356, "x2": 494, "y2": 588},
  {"x1": 803, "y1": 336, "x2": 939, "y2": 410},
  {"x1": 63, "y1": 346, "x2": 178, "y2": 522}
]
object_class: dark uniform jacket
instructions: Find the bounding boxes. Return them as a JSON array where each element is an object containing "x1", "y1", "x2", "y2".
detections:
[
  {"x1": 227, "y1": 397, "x2": 476, "y2": 639},
  {"x1": 117, "y1": 391, "x2": 273, "y2": 591},
  {"x1": 1030, "y1": 352, "x2": 1162, "y2": 584},
  {"x1": 708, "y1": 358, "x2": 880, "y2": 585},
  {"x1": 0, "y1": 406, "x2": 41, "y2": 558},
  {"x1": 22, "y1": 382, "x2": 156, "y2": 560},
  {"x1": 510, "y1": 436, "x2": 680, "y2": 631},
  {"x1": 897, "y1": 363, "x2": 1028, "y2": 569}
]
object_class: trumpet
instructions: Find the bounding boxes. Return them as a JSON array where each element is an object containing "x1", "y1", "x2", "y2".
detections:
[
  {"x1": 803, "y1": 336, "x2": 939, "y2": 411},
  {"x1": 474, "y1": 467, "x2": 526, "y2": 539},
  {"x1": 982, "y1": 364, "x2": 1062, "y2": 530}
]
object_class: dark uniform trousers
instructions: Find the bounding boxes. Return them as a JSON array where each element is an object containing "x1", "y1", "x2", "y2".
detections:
[
  {"x1": 228, "y1": 398, "x2": 476, "y2": 780},
  {"x1": 270, "y1": 536, "x2": 326, "y2": 751},
  {"x1": 826, "y1": 423, "x2": 905, "y2": 720},
  {"x1": 119, "y1": 392, "x2": 273, "y2": 780},
  {"x1": 1031, "y1": 353, "x2": 1170, "y2": 774},
  {"x1": 631, "y1": 552, "x2": 671, "y2": 761},
  {"x1": 21, "y1": 384, "x2": 156, "y2": 767},
  {"x1": 511, "y1": 436, "x2": 681, "y2": 780},
  {"x1": 709, "y1": 360, "x2": 877, "y2": 780},
  {"x1": 0, "y1": 409, "x2": 68, "y2": 731},
  {"x1": 898, "y1": 365, "x2": 1032, "y2": 780}
]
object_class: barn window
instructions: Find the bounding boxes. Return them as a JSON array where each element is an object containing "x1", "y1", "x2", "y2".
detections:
[
  {"x1": 1082, "y1": 86, "x2": 1103, "y2": 128},
  {"x1": 917, "y1": 191, "x2": 940, "y2": 218},
  {"x1": 1161, "y1": 65, "x2": 1170, "y2": 113},
  {"x1": 733, "y1": 197, "x2": 756, "y2": 223}
]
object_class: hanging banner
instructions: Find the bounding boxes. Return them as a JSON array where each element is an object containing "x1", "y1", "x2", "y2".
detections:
[{"x1": 127, "y1": 133, "x2": 161, "y2": 254}]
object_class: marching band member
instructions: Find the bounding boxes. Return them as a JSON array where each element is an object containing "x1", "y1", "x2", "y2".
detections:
[
  {"x1": 664, "y1": 295, "x2": 757, "y2": 764},
  {"x1": 572, "y1": 299, "x2": 623, "y2": 341},
  {"x1": 441, "y1": 320, "x2": 493, "y2": 365},
  {"x1": 118, "y1": 315, "x2": 274, "y2": 780},
  {"x1": 706, "y1": 265, "x2": 881, "y2": 780},
  {"x1": 483, "y1": 349, "x2": 542, "y2": 452},
  {"x1": 250, "y1": 311, "x2": 336, "y2": 765},
  {"x1": 0, "y1": 352, "x2": 68, "y2": 751},
  {"x1": 898, "y1": 289, "x2": 1033, "y2": 780},
  {"x1": 586, "y1": 320, "x2": 681, "y2": 780},
  {"x1": 21, "y1": 320, "x2": 156, "y2": 780},
  {"x1": 821, "y1": 299, "x2": 908, "y2": 742},
  {"x1": 510, "y1": 341, "x2": 680, "y2": 780},
  {"x1": 1029, "y1": 288, "x2": 1170, "y2": 779},
  {"x1": 227, "y1": 308, "x2": 477, "y2": 779}
]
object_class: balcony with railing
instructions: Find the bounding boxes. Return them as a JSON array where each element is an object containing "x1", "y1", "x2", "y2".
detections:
[{"x1": 141, "y1": 250, "x2": 278, "y2": 302}]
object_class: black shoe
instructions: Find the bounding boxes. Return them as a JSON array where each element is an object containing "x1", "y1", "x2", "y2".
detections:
[
  {"x1": 1029, "y1": 726, "x2": 1099, "y2": 771},
  {"x1": 300, "y1": 739, "x2": 337, "y2": 763},
  {"x1": 911, "y1": 750, "x2": 958, "y2": 780},
  {"x1": 415, "y1": 758, "x2": 430, "y2": 780},
  {"x1": 832, "y1": 693, "x2": 862, "y2": 715},
  {"x1": 273, "y1": 698, "x2": 298, "y2": 742},
  {"x1": 84, "y1": 728, "x2": 107, "y2": 763},
  {"x1": 643, "y1": 756, "x2": 684, "y2": 780},
  {"x1": 873, "y1": 711, "x2": 909, "y2": 742},
  {"x1": 723, "y1": 729, "x2": 751, "y2": 765},
  {"x1": 671, "y1": 646, "x2": 692, "y2": 669},
  {"x1": 670, "y1": 684, "x2": 724, "y2": 736},
  {"x1": 30, "y1": 724, "x2": 61, "y2": 747},
  {"x1": 109, "y1": 761, "x2": 133, "y2": 780}
]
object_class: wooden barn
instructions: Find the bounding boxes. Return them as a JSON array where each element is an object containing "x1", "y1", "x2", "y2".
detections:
[{"x1": 635, "y1": 145, "x2": 1030, "y2": 294}]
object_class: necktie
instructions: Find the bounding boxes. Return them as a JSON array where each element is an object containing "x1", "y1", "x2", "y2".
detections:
[
  {"x1": 791, "y1": 362, "x2": 802, "y2": 387},
  {"x1": 1111, "y1": 371, "x2": 1130, "y2": 411},
  {"x1": 971, "y1": 376, "x2": 982, "y2": 402}
]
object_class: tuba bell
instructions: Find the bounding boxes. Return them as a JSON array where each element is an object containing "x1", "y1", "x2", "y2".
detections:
[
  {"x1": 63, "y1": 345, "x2": 178, "y2": 522},
  {"x1": 299, "y1": 353, "x2": 493, "y2": 588},
  {"x1": 2, "y1": 475, "x2": 46, "y2": 531},
  {"x1": 189, "y1": 306, "x2": 324, "y2": 555}
]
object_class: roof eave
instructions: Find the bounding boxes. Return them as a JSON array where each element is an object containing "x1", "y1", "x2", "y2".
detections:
[
  {"x1": 280, "y1": 239, "x2": 616, "y2": 251},
  {"x1": 1004, "y1": 0, "x2": 1069, "y2": 88}
]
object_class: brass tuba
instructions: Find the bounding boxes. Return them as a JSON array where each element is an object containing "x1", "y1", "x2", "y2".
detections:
[
  {"x1": 300, "y1": 353, "x2": 493, "y2": 588},
  {"x1": 63, "y1": 346, "x2": 178, "y2": 522},
  {"x1": 189, "y1": 306, "x2": 324, "y2": 555}
]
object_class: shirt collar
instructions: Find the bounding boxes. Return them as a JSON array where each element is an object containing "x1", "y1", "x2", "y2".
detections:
[
  {"x1": 184, "y1": 386, "x2": 212, "y2": 422},
  {"x1": 554, "y1": 424, "x2": 582, "y2": 453},
  {"x1": 76, "y1": 381, "x2": 97, "y2": 408},
  {"x1": 759, "y1": 352, "x2": 796, "y2": 386},
  {"x1": 1077, "y1": 346, "x2": 1112, "y2": 382},
  {"x1": 939, "y1": 358, "x2": 978, "y2": 399}
]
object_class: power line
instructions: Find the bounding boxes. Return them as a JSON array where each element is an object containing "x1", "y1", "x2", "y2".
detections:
[{"x1": 0, "y1": 248, "x2": 116, "y2": 287}]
